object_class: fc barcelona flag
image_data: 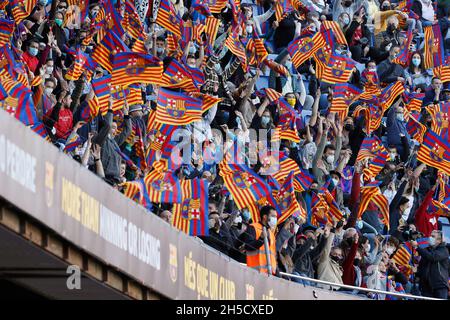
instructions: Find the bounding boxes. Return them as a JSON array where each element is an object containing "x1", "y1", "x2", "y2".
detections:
[
  {"x1": 272, "y1": 113, "x2": 300, "y2": 143},
  {"x1": 123, "y1": 0, "x2": 144, "y2": 40},
  {"x1": 65, "y1": 47, "x2": 88, "y2": 81},
  {"x1": 225, "y1": 30, "x2": 247, "y2": 71},
  {"x1": 0, "y1": 18, "x2": 14, "y2": 47},
  {"x1": 145, "y1": 110, "x2": 177, "y2": 167},
  {"x1": 191, "y1": 0, "x2": 212, "y2": 16},
  {"x1": 143, "y1": 166, "x2": 183, "y2": 203},
  {"x1": 275, "y1": 171, "x2": 306, "y2": 225},
  {"x1": 392, "y1": 25, "x2": 413, "y2": 67},
  {"x1": 356, "y1": 135, "x2": 389, "y2": 181},
  {"x1": 330, "y1": 83, "x2": 362, "y2": 122},
  {"x1": 272, "y1": 152, "x2": 312, "y2": 192},
  {"x1": 423, "y1": 25, "x2": 445, "y2": 69},
  {"x1": 426, "y1": 102, "x2": 450, "y2": 140},
  {"x1": 418, "y1": 129, "x2": 450, "y2": 176},
  {"x1": 392, "y1": 242, "x2": 413, "y2": 267},
  {"x1": 205, "y1": 16, "x2": 220, "y2": 47},
  {"x1": 320, "y1": 21, "x2": 347, "y2": 46},
  {"x1": 91, "y1": 30, "x2": 130, "y2": 73},
  {"x1": 172, "y1": 179, "x2": 209, "y2": 236},
  {"x1": 112, "y1": 52, "x2": 163, "y2": 87},
  {"x1": 156, "y1": 0, "x2": 182, "y2": 37},
  {"x1": 161, "y1": 58, "x2": 199, "y2": 92},
  {"x1": 433, "y1": 65, "x2": 450, "y2": 83},
  {"x1": 405, "y1": 112, "x2": 427, "y2": 143},
  {"x1": 219, "y1": 156, "x2": 279, "y2": 223},
  {"x1": 155, "y1": 88, "x2": 205, "y2": 125},
  {"x1": 379, "y1": 81, "x2": 405, "y2": 111},
  {"x1": 288, "y1": 32, "x2": 326, "y2": 68},
  {"x1": 356, "y1": 181, "x2": 389, "y2": 229},
  {"x1": 317, "y1": 53, "x2": 357, "y2": 84},
  {"x1": 354, "y1": 102, "x2": 384, "y2": 135},
  {"x1": 1, "y1": 78, "x2": 38, "y2": 126},
  {"x1": 10, "y1": 0, "x2": 37, "y2": 24}
]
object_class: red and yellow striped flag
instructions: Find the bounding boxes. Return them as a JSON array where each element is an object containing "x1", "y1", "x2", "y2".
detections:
[
  {"x1": 321, "y1": 20, "x2": 348, "y2": 46},
  {"x1": 205, "y1": 16, "x2": 220, "y2": 47}
]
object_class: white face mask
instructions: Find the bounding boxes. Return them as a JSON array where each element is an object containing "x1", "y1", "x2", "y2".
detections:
[
  {"x1": 332, "y1": 178, "x2": 339, "y2": 186},
  {"x1": 326, "y1": 155, "x2": 334, "y2": 165},
  {"x1": 386, "y1": 246, "x2": 395, "y2": 255},
  {"x1": 188, "y1": 63, "x2": 196, "y2": 68},
  {"x1": 46, "y1": 66, "x2": 54, "y2": 74},
  {"x1": 365, "y1": 244, "x2": 371, "y2": 253},
  {"x1": 268, "y1": 216, "x2": 277, "y2": 228},
  {"x1": 428, "y1": 237, "x2": 436, "y2": 246},
  {"x1": 356, "y1": 220, "x2": 363, "y2": 229},
  {"x1": 44, "y1": 87, "x2": 53, "y2": 96},
  {"x1": 246, "y1": 25, "x2": 253, "y2": 34},
  {"x1": 293, "y1": 224, "x2": 300, "y2": 234},
  {"x1": 234, "y1": 216, "x2": 242, "y2": 224}
]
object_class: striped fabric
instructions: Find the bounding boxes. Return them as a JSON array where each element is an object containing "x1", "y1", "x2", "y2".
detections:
[
  {"x1": 111, "y1": 52, "x2": 163, "y2": 87},
  {"x1": 418, "y1": 129, "x2": 450, "y2": 176}
]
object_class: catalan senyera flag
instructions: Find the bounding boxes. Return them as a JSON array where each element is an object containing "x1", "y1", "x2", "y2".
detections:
[
  {"x1": 111, "y1": 52, "x2": 163, "y2": 87},
  {"x1": 156, "y1": 0, "x2": 182, "y2": 37},
  {"x1": 155, "y1": 88, "x2": 219, "y2": 126},
  {"x1": 263, "y1": 88, "x2": 282, "y2": 102},
  {"x1": 276, "y1": 171, "x2": 306, "y2": 225},
  {"x1": 330, "y1": 83, "x2": 362, "y2": 122},
  {"x1": 320, "y1": 20, "x2": 347, "y2": 46},
  {"x1": 271, "y1": 152, "x2": 312, "y2": 192},
  {"x1": 424, "y1": 25, "x2": 445, "y2": 69},
  {"x1": 318, "y1": 53, "x2": 357, "y2": 84},
  {"x1": 160, "y1": 58, "x2": 199, "y2": 92},
  {"x1": 263, "y1": 59, "x2": 289, "y2": 76},
  {"x1": 403, "y1": 91, "x2": 424, "y2": 113},
  {"x1": 418, "y1": 129, "x2": 450, "y2": 176},
  {"x1": 288, "y1": 32, "x2": 326, "y2": 68},
  {"x1": 356, "y1": 135, "x2": 389, "y2": 181},
  {"x1": 322, "y1": 188, "x2": 344, "y2": 222},
  {"x1": 172, "y1": 179, "x2": 209, "y2": 236},
  {"x1": 219, "y1": 155, "x2": 279, "y2": 223},
  {"x1": 91, "y1": 30, "x2": 130, "y2": 73},
  {"x1": 10, "y1": 0, "x2": 37, "y2": 24},
  {"x1": 426, "y1": 102, "x2": 450, "y2": 140},
  {"x1": 0, "y1": 18, "x2": 14, "y2": 47},
  {"x1": 392, "y1": 242, "x2": 413, "y2": 267},
  {"x1": 356, "y1": 181, "x2": 389, "y2": 229},
  {"x1": 246, "y1": 35, "x2": 268, "y2": 66},
  {"x1": 274, "y1": 1, "x2": 284, "y2": 22}
]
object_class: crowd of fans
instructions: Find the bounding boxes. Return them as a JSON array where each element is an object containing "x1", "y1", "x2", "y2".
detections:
[{"x1": 1, "y1": 0, "x2": 450, "y2": 299}]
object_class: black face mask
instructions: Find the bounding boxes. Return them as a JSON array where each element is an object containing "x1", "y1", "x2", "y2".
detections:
[
  {"x1": 344, "y1": 123, "x2": 354, "y2": 131},
  {"x1": 344, "y1": 0, "x2": 352, "y2": 7},
  {"x1": 353, "y1": 258, "x2": 361, "y2": 267},
  {"x1": 330, "y1": 255, "x2": 343, "y2": 264}
]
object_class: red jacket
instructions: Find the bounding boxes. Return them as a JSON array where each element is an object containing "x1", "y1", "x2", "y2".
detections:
[
  {"x1": 342, "y1": 240, "x2": 359, "y2": 286},
  {"x1": 22, "y1": 51, "x2": 39, "y2": 73},
  {"x1": 54, "y1": 107, "x2": 73, "y2": 140},
  {"x1": 414, "y1": 189, "x2": 438, "y2": 237}
]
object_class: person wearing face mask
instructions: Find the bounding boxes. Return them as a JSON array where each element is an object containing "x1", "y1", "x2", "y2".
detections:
[
  {"x1": 332, "y1": 0, "x2": 368, "y2": 22},
  {"x1": 405, "y1": 53, "x2": 432, "y2": 89},
  {"x1": 241, "y1": 206, "x2": 278, "y2": 275},
  {"x1": 338, "y1": 12, "x2": 352, "y2": 30},
  {"x1": 386, "y1": 101, "x2": 411, "y2": 162},
  {"x1": 22, "y1": 39, "x2": 40, "y2": 73},
  {"x1": 292, "y1": 227, "x2": 328, "y2": 284},
  {"x1": 317, "y1": 223, "x2": 345, "y2": 289},
  {"x1": 376, "y1": 45, "x2": 406, "y2": 85},
  {"x1": 312, "y1": 118, "x2": 342, "y2": 186},
  {"x1": 413, "y1": 230, "x2": 449, "y2": 298},
  {"x1": 40, "y1": 77, "x2": 58, "y2": 117},
  {"x1": 41, "y1": 11, "x2": 67, "y2": 52},
  {"x1": 342, "y1": 233, "x2": 364, "y2": 289},
  {"x1": 199, "y1": 211, "x2": 234, "y2": 255},
  {"x1": 344, "y1": 8, "x2": 371, "y2": 62},
  {"x1": 328, "y1": 170, "x2": 344, "y2": 210}
]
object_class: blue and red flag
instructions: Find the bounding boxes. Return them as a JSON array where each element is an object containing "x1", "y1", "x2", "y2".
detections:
[
  {"x1": 424, "y1": 25, "x2": 445, "y2": 69},
  {"x1": 155, "y1": 88, "x2": 204, "y2": 125},
  {"x1": 172, "y1": 178, "x2": 209, "y2": 236},
  {"x1": 112, "y1": 51, "x2": 163, "y2": 87},
  {"x1": 418, "y1": 129, "x2": 450, "y2": 176},
  {"x1": 91, "y1": 30, "x2": 130, "y2": 73},
  {"x1": 0, "y1": 18, "x2": 14, "y2": 47}
]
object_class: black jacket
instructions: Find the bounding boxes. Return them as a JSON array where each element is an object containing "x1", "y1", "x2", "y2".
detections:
[
  {"x1": 292, "y1": 236, "x2": 327, "y2": 278},
  {"x1": 417, "y1": 243, "x2": 450, "y2": 289},
  {"x1": 199, "y1": 223, "x2": 234, "y2": 256}
]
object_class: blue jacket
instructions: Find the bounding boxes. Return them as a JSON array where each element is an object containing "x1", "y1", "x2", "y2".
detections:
[{"x1": 386, "y1": 106, "x2": 410, "y2": 146}]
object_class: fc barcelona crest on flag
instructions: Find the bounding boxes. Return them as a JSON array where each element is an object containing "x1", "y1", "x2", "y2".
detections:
[
  {"x1": 430, "y1": 144, "x2": 445, "y2": 162},
  {"x1": 151, "y1": 179, "x2": 174, "y2": 191},
  {"x1": 166, "y1": 99, "x2": 186, "y2": 118},
  {"x1": 436, "y1": 112, "x2": 449, "y2": 128},
  {"x1": 126, "y1": 57, "x2": 146, "y2": 76},
  {"x1": 298, "y1": 38, "x2": 313, "y2": 53},
  {"x1": 181, "y1": 199, "x2": 202, "y2": 220},
  {"x1": 278, "y1": 188, "x2": 291, "y2": 211},
  {"x1": 331, "y1": 60, "x2": 346, "y2": 77},
  {"x1": 233, "y1": 171, "x2": 256, "y2": 189}
]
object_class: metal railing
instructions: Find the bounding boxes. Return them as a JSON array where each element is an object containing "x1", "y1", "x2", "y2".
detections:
[
  {"x1": 237, "y1": 263, "x2": 441, "y2": 300},
  {"x1": 278, "y1": 271, "x2": 442, "y2": 300}
]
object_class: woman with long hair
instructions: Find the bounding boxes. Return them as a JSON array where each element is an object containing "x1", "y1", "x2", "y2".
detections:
[{"x1": 404, "y1": 52, "x2": 432, "y2": 89}]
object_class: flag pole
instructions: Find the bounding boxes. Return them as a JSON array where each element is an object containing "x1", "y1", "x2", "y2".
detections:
[{"x1": 262, "y1": 226, "x2": 272, "y2": 276}]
